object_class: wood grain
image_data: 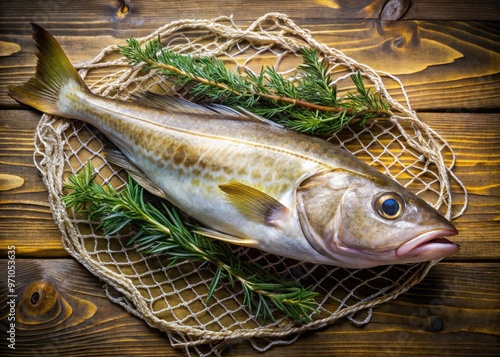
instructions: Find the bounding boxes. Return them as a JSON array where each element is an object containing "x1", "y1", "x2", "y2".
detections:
[
  {"x1": 0, "y1": 259, "x2": 182, "y2": 356},
  {"x1": 0, "y1": 9, "x2": 499, "y2": 109},
  {"x1": 0, "y1": 174, "x2": 24, "y2": 191},
  {"x1": 0, "y1": 109, "x2": 62, "y2": 257},
  {"x1": 0, "y1": 41, "x2": 21, "y2": 57},
  {"x1": 0, "y1": 259, "x2": 497, "y2": 356},
  {"x1": 0, "y1": 0, "x2": 499, "y2": 23},
  {"x1": 417, "y1": 113, "x2": 500, "y2": 262}
]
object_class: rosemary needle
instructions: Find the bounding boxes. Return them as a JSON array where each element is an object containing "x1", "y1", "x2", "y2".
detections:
[
  {"x1": 120, "y1": 38, "x2": 390, "y2": 135},
  {"x1": 63, "y1": 162, "x2": 318, "y2": 324}
]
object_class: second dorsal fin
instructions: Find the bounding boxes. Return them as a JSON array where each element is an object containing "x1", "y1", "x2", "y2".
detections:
[
  {"x1": 131, "y1": 92, "x2": 218, "y2": 116},
  {"x1": 132, "y1": 91, "x2": 282, "y2": 127}
]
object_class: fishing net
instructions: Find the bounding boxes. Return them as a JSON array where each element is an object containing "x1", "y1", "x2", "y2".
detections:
[{"x1": 33, "y1": 13, "x2": 467, "y2": 356}]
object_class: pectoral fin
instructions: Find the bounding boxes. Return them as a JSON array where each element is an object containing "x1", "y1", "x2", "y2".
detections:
[
  {"x1": 219, "y1": 182, "x2": 291, "y2": 226},
  {"x1": 194, "y1": 227, "x2": 258, "y2": 248}
]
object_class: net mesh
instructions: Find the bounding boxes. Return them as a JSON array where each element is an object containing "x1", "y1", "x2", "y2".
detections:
[{"x1": 33, "y1": 13, "x2": 467, "y2": 356}]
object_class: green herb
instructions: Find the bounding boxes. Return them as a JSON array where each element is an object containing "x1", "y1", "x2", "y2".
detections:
[
  {"x1": 63, "y1": 162, "x2": 318, "y2": 324},
  {"x1": 120, "y1": 38, "x2": 390, "y2": 135}
]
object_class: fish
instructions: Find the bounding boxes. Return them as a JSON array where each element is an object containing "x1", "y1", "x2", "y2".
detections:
[{"x1": 9, "y1": 24, "x2": 460, "y2": 268}]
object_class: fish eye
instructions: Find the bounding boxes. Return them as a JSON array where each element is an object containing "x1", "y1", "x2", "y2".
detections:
[{"x1": 374, "y1": 193, "x2": 405, "y2": 220}]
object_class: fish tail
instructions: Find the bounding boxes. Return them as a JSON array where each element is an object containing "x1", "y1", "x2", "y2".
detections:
[{"x1": 8, "y1": 23, "x2": 89, "y2": 115}]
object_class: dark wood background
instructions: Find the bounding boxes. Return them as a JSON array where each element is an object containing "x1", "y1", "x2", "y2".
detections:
[{"x1": 0, "y1": 0, "x2": 499, "y2": 355}]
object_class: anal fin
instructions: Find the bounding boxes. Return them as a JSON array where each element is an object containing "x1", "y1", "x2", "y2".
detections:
[{"x1": 194, "y1": 227, "x2": 259, "y2": 248}]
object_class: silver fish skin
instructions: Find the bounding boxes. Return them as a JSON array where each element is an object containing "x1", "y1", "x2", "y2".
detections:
[{"x1": 8, "y1": 24, "x2": 460, "y2": 268}]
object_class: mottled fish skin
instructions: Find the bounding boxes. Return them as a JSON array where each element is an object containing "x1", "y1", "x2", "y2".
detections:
[
  {"x1": 59, "y1": 87, "x2": 345, "y2": 263},
  {"x1": 8, "y1": 24, "x2": 460, "y2": 268}
]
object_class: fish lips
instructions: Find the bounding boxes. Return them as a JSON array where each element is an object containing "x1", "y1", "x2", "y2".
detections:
[{"x1": 396, "y1": 229, "x2": 460, "y2": 259}]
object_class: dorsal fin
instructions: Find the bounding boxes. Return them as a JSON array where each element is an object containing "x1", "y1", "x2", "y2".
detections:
[
  {"x1": 234, "y1": 106, "x2": 285, "y2": 128},
  {"x1": 131, "y1": 91, "x2": 282, "y2": 127},
  {"x1": 130, "y1": 92, "x2": 218, "y2": 116}
]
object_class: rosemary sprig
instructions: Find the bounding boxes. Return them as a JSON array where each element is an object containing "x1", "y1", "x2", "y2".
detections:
[
  {"x1": 120, "y1": 38, "x2": 390, "y2": 135},
  {"x1": 63, "y1": 163, "x2": 318, "y2": 324}
]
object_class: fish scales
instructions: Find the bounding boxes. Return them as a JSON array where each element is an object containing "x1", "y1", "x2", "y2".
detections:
[
  {"x1": 8, "y1": 24, "x2": 461, "y2": 268},
  {"x1": 66, "y1": 89, "x2": 325, "y2": 189}
]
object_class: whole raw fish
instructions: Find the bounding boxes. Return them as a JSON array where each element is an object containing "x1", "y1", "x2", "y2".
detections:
[{"x1": 9, "y1": 24, "x2": 459, "y2": 268}]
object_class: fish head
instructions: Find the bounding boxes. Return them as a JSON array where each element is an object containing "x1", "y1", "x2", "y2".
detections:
[{"x1": 296, "y1": 170, "x2": 459, "y2": 268}]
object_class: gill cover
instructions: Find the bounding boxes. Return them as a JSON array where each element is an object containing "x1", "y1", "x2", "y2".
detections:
[{"x1": 296, "y1": 170, "x2": 352, "y2": 261}]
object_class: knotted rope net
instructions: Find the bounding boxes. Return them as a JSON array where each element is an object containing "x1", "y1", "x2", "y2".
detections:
[{"x1": 34, "y1": 13, "x2": 467, "y2": 356}]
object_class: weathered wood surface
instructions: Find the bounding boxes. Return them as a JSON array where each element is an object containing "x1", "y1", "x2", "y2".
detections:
[
  {"x1": 0, "y1": 260, "x2": 498, "y2": 356},
  {"x1": 0, "y1": 0, "x2": 499, "y2": 355},
  {"x1": 0, "y1": 0, "x2": 499, "y2": 22},
  {"x1": 1, "y1": 18, "x2": 499, "y2": 109}
]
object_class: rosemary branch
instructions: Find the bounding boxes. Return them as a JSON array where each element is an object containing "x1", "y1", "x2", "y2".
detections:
[
  {"x1": 120, "y1": 38, "x2": 390, "y2": 135},
  {"x1": 63, "y1": 163, "x2": 318, "y2": 324}
]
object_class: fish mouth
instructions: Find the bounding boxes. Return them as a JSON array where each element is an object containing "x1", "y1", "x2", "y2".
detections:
[{"x1": 396, "y1": 229, "x2": 459, "y2": 259}]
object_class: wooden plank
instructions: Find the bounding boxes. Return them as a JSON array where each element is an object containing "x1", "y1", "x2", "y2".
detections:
[
  {"x1": 1, "y1": 19, "x2": 498, "y2": 109},
  {"x1": 0, "y1": 109, "x2": 63, "y2": 257},
  {"x1": 0, "y1": 259, "x2": 182, "y2": 356},
  {"x1": 0, "y1": 109, "x2": 498, "y2": 260},
  {"x1": 0, "y1": 259, "x2": 498, "y2": 355},
  {"x1": 405, "y1": 0, "x2": 500, "y2": 21},
  {"x1": 418, "y1": 113, "x2": 500, "y2": 262},
  {"x1": 316, "y1": 20, "x2": 500, "y2": 109},
  {"x1": 234, "y1": 263, "x2": 500, "y2": 356},
  {"x1": 0, "y1": 0, "x2": 498, "y2": 23}
]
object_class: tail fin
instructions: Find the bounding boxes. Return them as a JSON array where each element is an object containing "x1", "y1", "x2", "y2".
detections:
[{"x1": 8, "y1": 23, "x2": 89, "y2": 115}]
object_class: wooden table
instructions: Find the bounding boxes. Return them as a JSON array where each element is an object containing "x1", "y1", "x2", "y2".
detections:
[{"x1": 1, "y1": 1, "x2": 499, "y2": 355}]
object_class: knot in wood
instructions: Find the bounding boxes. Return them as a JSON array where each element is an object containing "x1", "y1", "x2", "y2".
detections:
[
  {"x1": 380, "y1": 0, "x2": 411, "y2": 20},
  {"x1": 392, "y1": 36, "x2": 406, "y2": 48},
  {"x1": 117, "y1": 0, "x2": 129, "y2": 18},
  {"x1": 17, "y1": 281, "x2": 67, "y2": 324},
  {"x1": 431, "y1": 316, "x2": 444, "y2": 331}
]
